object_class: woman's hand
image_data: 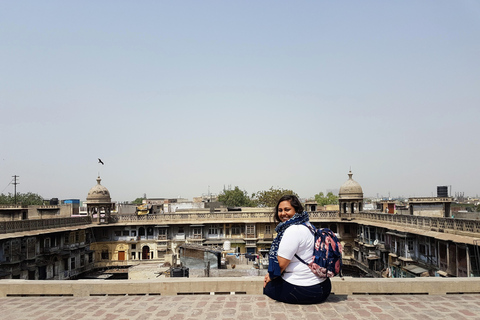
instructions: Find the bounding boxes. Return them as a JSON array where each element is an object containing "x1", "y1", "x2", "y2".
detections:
[{"x1": 263, "y1": 274, "x2": 270, "y2": 288}]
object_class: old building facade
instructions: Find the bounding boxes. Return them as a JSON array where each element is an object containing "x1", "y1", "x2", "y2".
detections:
[{"x1": 1, "y1": 172, "x2": 479, "y2": 279}]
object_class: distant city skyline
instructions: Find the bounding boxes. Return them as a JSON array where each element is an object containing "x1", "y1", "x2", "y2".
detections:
[{"x1": 1, "y1": 1, "x2": 479, "y2": 202}]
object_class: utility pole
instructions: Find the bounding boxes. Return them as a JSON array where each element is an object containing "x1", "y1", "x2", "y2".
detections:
[{"x1": 12, "y1": 175, "x2": 19, "y2": 205}]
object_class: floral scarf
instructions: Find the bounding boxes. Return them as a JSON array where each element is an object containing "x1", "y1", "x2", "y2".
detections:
[{"x1": 268, "y1": 211, "x2": 310, "y2": 279}]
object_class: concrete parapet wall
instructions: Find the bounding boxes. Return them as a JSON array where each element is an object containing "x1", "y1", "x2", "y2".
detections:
[{"x1": 1, "y1": 277, "x2": 480, "y2": 297}]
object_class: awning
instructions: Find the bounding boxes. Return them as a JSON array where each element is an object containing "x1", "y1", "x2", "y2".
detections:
[
  {"x1": 437, "y1": 270, "x2": 448, "y2": 277},
  {"x1": 257, "y1": 240, "x2": 273, "y2": 244},
  {"x1": 155, "y1": 225, "x2": 169, "y2": 228},
  {"x1": 367, "y1": 255, "x2": 380, "y2": 260},
  {"x1": 229, "y1": 239, "x2": 245, "y2": 243},
  {"x1": 398, "y1": 256, "x2": 414, "y2": 262},
  {"x1": 204, "y1": 240, "x2": 224, "y2": 244},
  {"x1": 403, "y1": 264, "x2": 429, "y2": 276},
  {"x1": 386, "y1": 231, "x2": 407, "y2": 238}
]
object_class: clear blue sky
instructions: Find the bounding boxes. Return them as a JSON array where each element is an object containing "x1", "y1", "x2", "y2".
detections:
[{"x1": 1, "y1": 1, "x2": 479, "y2": 202}]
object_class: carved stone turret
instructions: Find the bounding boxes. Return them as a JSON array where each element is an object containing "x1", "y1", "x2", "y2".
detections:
[{"x1": 86, "y1": 176, "x2": 114, "y2": 224}]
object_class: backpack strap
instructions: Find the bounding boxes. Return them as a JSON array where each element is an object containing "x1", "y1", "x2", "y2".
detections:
[{"x1": 294, "y1": 253, "x2": 308, "y2": 265}]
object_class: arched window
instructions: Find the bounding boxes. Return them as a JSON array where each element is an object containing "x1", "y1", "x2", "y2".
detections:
[
  {"x1": 101, "y1": 250, "x2": 109, "y2": 260},
  {"x1": 142, "y1": 246, "x2": 150, "y2": 259}
]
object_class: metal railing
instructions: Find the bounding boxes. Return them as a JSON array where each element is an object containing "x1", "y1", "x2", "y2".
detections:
[
  {"x1": 2, "y1": 210, "x2": 479, "y2": 238},
  {"x1": 110, "y1": 211, "x2": 341, "y2": 224},
  {"x1": 356, "y1": 212, "x2": 480, "y2": 235}
]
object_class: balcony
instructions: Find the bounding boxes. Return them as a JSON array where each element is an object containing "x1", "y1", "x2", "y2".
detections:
[
  {"x1": 0, "y1": 216, "x2": 92, "y2": 234},
  {"x1": 41, "y1": 246, "x2": 60, "y2": 254}
]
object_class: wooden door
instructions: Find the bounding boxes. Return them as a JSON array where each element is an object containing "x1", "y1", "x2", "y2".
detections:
[{"x1": 118, "y1": 251, "x2": 125, "y2": 261}]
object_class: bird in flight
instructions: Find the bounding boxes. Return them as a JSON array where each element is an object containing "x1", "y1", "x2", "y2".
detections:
[{"x1": 98, "y1": 158, "x2": 104, "y2": 165}]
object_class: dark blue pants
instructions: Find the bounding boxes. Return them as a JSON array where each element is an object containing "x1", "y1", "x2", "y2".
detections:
[{"x1": 263, "y1": 276, "x2": 331, "y2": 304}]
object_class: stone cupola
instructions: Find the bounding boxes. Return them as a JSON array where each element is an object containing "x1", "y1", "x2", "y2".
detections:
[{"x1": 339, "y1": 171, "x2": 364, "y2": 214}]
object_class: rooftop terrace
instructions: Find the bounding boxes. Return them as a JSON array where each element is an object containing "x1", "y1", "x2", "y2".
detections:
[{"x1": 1, "y1": 277, "x2": 480, "y2": 320}]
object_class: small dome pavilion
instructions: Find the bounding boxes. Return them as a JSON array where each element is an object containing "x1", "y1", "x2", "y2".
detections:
[
  {"x1": 339, "y1": 171, "x2": 364, "y2": 214},
  {"x1": 86, "y1": 176, "x2": 114, "y2": 223}
]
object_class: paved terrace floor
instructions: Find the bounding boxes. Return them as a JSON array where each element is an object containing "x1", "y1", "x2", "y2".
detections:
[{"x1": 1, "y1": 294, "x2": 480, "y2": 320}]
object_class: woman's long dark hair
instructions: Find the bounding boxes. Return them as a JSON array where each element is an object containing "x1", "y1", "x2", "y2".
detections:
[{"x1": 274, "y1": 194, "x2": 304, "y2": 222}]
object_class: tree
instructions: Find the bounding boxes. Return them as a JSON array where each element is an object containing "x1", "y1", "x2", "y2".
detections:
[
  {"x1": 217, "y1": 186, "x2": 254, "y2": 207},
  {"x1": 132, "y1": 197, "x2": 145, "y2": 205},
  {"x1": 254, "y1": 187, "x2": 298, "y2": 207},
  {"x1": 0, "y1": 192, "x2": 44, "y2": 205},
  {"x1": 314, "y1": 192, "x2": 339, "y2": 206}
]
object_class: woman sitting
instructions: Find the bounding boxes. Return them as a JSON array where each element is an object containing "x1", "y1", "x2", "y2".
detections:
[{"x1": 263, "y1": 195, "x2": 331, "y2": 304}]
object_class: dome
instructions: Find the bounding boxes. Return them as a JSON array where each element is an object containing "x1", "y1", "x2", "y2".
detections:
[
  {"x1": 339, "y1": 171, "x2": 363, "y2": 200},
  {"x1": 86, "y1": 176, "x2": 111, "y2": 203}
]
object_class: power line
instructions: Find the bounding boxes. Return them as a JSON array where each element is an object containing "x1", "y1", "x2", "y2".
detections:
[{"x1": 1, "y1": 178, "x2": 13, "y2": 194}]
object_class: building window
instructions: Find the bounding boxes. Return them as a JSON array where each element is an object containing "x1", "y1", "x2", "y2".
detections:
[
  {"x1": 80, "y1": 255, "x2": 85, "y2": 267},
  {"x1": 70, "y1": 257, "x2": 76, "y2": 270},
  {"x1": 246, "y1": 224, "x2": 255, "y2": 236},
  {"x1": 158, "y1": 229, "x2": 167, "y2": 240},
  {"x1": 408, "y1": 240, "x2": 414, "y2": 251},
  {"x1": 44, "y1": 238, "x2": 51, "y2": 248},
  {"x1": 132, "y1": 252, "x2": 136, "y2": 260},
  {"x1": 344, "y1": 225, "x2": 350, "y2": 234},
  {"x1": 114, "y1": 231, "x2": 121, "y2": 237},
  {"x1": 208, "y1": 226, "x2": 218, "y2": 235},
  {"x1": 231, "y1": 224, "x2": 242, "y2": 235},
  {"x1": 419, "y1": 244, "x2": 426, "y2": 255},
  {"x1": 193, "y1": 228, "x2": 202, "y2": 238},
  {"x1": 101, "y1": 250, "x2": 109, "y2": 260},
  {"x1": 123, "y1": 230, "x2": 129, "y2": 236},
  {"x1": 131, "y1": 230, "x2": 137, "y2": 237},
  {"x1": 131, "y1": 244, "x2": 136, "y2": 250},
  {"x1": 178, "y1": 227, "x2": 184, "y2": 234},
  {"x1": 265, "y1": 225, "x2": 271, "y2": 234}
]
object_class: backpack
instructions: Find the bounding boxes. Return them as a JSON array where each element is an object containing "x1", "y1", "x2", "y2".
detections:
[{"x1": 295, "y1": 224, "x2": 343, "y2": 278}]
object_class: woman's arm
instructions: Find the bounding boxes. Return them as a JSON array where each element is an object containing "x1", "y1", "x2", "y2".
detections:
[
  {"x1": 278, "y1": 256, "x2": 290, "y2": 273},
  {"x1": 263, "y1": 256, "x2": 291, "y2": 288}
]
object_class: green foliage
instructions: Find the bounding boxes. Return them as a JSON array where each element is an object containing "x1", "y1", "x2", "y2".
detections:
[
  {"x1": 132, "y1": 197, "x2": 145, "y2": 205},
  {"x1": 0, "y1": 192, "x2": 44, "y2": 205},
  {"x1": 254, "y1": 187, "x2": 298, "y2": 208},
  {"x1": 314, "y1": 191, "x2": 339, "y2": 206},
  {"x1": 217, "y1": 186, "x2": 255, "y2": 207}
]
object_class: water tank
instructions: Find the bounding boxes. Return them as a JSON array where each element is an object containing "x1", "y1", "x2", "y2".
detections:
[
  {"x1": 437, "y1": 186, "x2": 448, "y2": 197},
  {"x1": 50, "y1": 198, "x2": 59, "y2": 205},
  {"x1": 223, "y1": 240, "x2": 231, "y2": 251}
]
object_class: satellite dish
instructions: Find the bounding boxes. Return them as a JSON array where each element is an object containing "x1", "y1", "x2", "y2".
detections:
[{"x1": 373, "y1": 239, "x2": 379, "y2": 246}]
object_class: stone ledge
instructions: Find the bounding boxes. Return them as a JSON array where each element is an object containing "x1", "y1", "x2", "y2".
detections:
[{"x1": 1, "y1": 276, "x2": 480, "y2": 297}]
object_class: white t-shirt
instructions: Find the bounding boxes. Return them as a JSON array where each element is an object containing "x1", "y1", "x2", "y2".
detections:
[{"x1": 277, "y1": 223, "x2": 326, "y2": 286}]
